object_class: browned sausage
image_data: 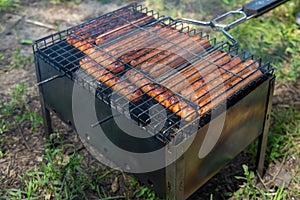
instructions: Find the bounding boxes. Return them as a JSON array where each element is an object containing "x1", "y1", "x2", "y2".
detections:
[
  {"x1": 101, "y1": 25, "x2": 164, "y2": 53},
  {"x1": 95, "y1": 15, "x2": 156, "y2": 45},
  {"x1": 109, "y1": 26, "x2": 190, "y2": 63},
  {"x1": 84, "y1": 46, "x2": 125, "y2": 73},
  {"x1": 146, "y1": 38, "x2": 211, "y2": 78},
  {"x1": 129, "y1": 35, "x2": 210, "y2": 71},
  {"x1": 66, "y1": 8, "x2": 134, "y2": 45},
  {"x1": 126, "y1": 69, "x2": 197, "y2": 122},
  {"x1": 197, "y1": 60, "x2": 262, "y2": 115},
  {"x1": 80, "y1": 56, "x2": 142, "y2": 102},
  {"x1": 189, "y1": 57, "x2": 242, "y2": 102},
  {"x1": 68, "y1": 10, "x2": 149, "y2": 45},
  {"x1": 161, "y1": 51, "x2": 232, "y2": 92}
]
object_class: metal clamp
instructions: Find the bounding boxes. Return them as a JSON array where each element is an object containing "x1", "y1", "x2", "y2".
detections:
[
  {"x1": 178, "y1": 0, "x2": 289, "y2": 46},
  {"x1": 178, "y1": 9, "x2": 248, "y2": 46}
]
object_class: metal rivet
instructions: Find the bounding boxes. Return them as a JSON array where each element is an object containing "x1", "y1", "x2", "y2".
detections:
[
  {"x1": 167, "y1": 181, "x2": 171, "y2": 191},
  {"x1": 85, "y1": 133, "x2": 90, "y2": 141},
  {"x1": 125, "y1": 163, "x2": 131, "y2": 171},
  {"x1": 147, "y1": 179, "x2": 154, "y2": 187}
]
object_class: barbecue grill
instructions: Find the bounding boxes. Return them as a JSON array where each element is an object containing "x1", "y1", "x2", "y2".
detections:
[{"x1": 33, "y1": 1, "x2": 283, "y2": 199}]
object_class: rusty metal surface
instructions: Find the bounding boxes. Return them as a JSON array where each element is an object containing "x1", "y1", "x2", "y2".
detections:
[
  {"x1": 181, "y1": 78, "x2": 272, "y2": 199},
  {"x1": 35, "y1": 50, "x2": 274, "y2": 199},
  {"x1": 33, "y1": 4, "x2": 275, "y2": 197},
  {"x1": 257, "y1": 77, "x2": 275, "y2": 176}
]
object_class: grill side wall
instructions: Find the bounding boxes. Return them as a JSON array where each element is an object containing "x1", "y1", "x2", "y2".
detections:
[
  {"x1": 164, "y1": 77, "x2": 273, "y2": 199},
  {"x1": 34, "y1": 48, "x2": 274, "y2": 200}
]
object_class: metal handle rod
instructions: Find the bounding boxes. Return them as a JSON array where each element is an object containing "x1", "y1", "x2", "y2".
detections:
[
  {"x1": 91, "y1": 113, "x2": 122, "y2": 128},
  {"x1": 36, "y1": 74, "x2": 65, "y2": 86},
  {"x1": 178, "y1": 0, "x2": 289, "y2": 46}
]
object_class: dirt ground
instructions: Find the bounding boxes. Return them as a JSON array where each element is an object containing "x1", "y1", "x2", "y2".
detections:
[{"x1": 0, "y1": 0, "x2": 299, "y2": 199}]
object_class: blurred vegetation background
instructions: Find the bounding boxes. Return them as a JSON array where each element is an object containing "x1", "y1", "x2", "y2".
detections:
[{"x1": 0, "y1": 0, "x2": 299, "y2": 199}]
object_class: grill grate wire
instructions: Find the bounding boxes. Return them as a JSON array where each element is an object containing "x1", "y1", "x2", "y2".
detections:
[{"x1": 33, "y1": 3, "x2": 274, "y2": 143}]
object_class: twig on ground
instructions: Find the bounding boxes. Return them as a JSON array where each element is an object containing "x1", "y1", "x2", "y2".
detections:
[
  {"x1": 265, "y1": 153, "x2": 288, "y2": 186},
  {"x1": 17, "y1": 123, "x2": 32, "y2": 151},
  {"x1": 26, "y1": 19, "x2": 56, "y2": 30}
]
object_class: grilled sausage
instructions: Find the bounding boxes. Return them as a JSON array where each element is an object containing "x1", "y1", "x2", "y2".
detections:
[
  {"x1": 161, "y1": 51, "x2": 232, "y2": 93},
  {"x1": 197, "y1": 60, "x2": 262, "y2": 115},
  {"x1": 126, "y1": 69, "x2": 197, "y2": 122},
  {"x1": 80, "y1": 56, "x2": 142, "y2": 102},
  {"x1": 66, "y1": 8, "x2": 133, "y2": 45},
  {"x1": 101, "y1": 25, "x2": 163, "y2": 53},
  {"x1": 95, "y1": 15, "x2": 156, "y2": 45},
  {"x1": 129, "y1": 36, "x2": 210, "y2": 70},
  {"x1": 146, "y1": 38, "x2": 211, "y2": 77},
  {"x1": 107, "y1": 26, "x2": 189, "y2": 62},
  {"x1": 83, "y1": 46, "x2": 125, "y2": 73},
  {"x1": 187, "y1": 57, "x2": 242, "y2": 102},
  {"x1": 67, "y1": 9, "x2": 148, "y2": 45},
  {"x1": 68, "y1": 26, "x2": 174, "y2": 74}
]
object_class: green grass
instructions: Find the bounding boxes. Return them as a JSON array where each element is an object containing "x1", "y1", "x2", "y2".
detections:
[
  {"x1": 230, "y1": 1, "x2": 300, "y2": 83},
  {"x1": 145, "y1": 0, "x2": 300, "y2": 199},
  {"x1": 0, "y1": 83, "x2": 43, "y2": 158},
  {"x1": 1, "y1": 0, "x2": 299, "y2": 199},
  {"x1": 235, "y1": 106, "x2": 300, "y2": 199},
  {"x1": 0, "y1": 83, "x2": 39, "y2": 134},
  {"x1": 267, "y1": 107, "x2": 300, "y2": 162},
  {"x1": 0, "y1": 83, "x2": 159, "y2": 199},
  {"x1": 0, "y1": 132, "x2": 158, "y2": 199},
  {"x1": 9, "y1": 133, "x2": 121, "y2": 200},
  {"x1": 233, "y1": 164, "x2": 290, "y2": 199},
  {"x1": 5, "y1": 48, "x2": 34, "y2": 71},
  {"x1": 146, "y1": 0, "x2": 300, "y2": 83},
  {"x1": 0, "y1": 0, "x2": 19, "y2": 12}
]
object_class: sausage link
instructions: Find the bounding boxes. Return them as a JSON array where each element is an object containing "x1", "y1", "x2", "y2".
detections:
[
  {"x1": 197, "y1": 60, "x2": 262, "y2": 115},
  {"x1": 80, "y1": 56, "x2": 142, "y2": 102},
  {"x1": 68, "y1": 10, "x2": 148, "y2": 45},
  {"x1": 147, "y1": 38, "x2": 211, "y2": 78},
  {"x1": 95, "y1": 15, "x2": 156, "y2": 45},
  {"x1": 189, "y1": 57, "x2": 242, "y2": 102},
  {"x1": 161, "y1": 51, "x2": 232, "y2": 92},
  {"x1": 130, "y1": 33, "x2": 210, "y2": 69},
  {"x1": 126, "y1": 69, "x2": 197, "y2": 122}
]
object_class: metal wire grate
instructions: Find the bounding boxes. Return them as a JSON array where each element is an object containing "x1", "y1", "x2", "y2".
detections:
[{"x1": 33, "y1": 3, "x2": 274, "y2": 143}]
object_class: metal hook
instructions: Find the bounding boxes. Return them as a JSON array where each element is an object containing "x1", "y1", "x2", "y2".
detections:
[
  {"x1": 178, "y1": 9, "x2": 249, "y2": 47},
  {"x1": 91, "y1": 113, "x2": 122, "y2": 128},
  {"x1": 36, "y1": 73, "x2": 65, "y2": 86}
]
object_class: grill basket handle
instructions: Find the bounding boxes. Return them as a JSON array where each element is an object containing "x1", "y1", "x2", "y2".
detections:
[
  {"x1": 178, "y1": 0, "x2": 289, "y2": 46},
  {"x1": 243, "y1": 0, "x2": 289, "y2": 18}
]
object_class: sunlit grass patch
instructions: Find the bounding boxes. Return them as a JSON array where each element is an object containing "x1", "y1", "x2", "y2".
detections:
[
  {"x1": 241, "y1": 106, "x2": 300, "y2": 199},
  {"x1": 0, "y1": 83, "x2": 42, "y2": 135},
  {"x1": 5, "y1": 48, "x2": 34, "y2": 71},
  {"x1": 0, "y1": 0, "x2": 19, "y2": 12},
  {"x1": 145, "y1": 0, "x2": 300, "y2": 83},
  {"x1": 0, "y1": 133, "x2": 126, "y2": 200}
]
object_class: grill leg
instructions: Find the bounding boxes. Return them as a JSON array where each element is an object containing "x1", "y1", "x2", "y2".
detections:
[
  {"x1": 256, "y1": 78, "x2": 275, "y2": 176},
  {"x1": 257, "y1": 124, "x2": 269, "y2": 176},
  {"x1": 166, "y1": 145, "x2": 185, "y2": 200},
  {"x1": 39, "y1": 95, "x2": 53, "y2": 137},
  {"x1": 34, "y1": 56, "x2": 53, "y2": 138}
]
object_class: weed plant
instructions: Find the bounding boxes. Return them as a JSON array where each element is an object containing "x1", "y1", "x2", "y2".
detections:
[
  {"x1": 0, "y1": 0, "x2": 19, "y2": 12},
  {"x1": 0, "y1": 0, "x2": 299, "y2": 199}
]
